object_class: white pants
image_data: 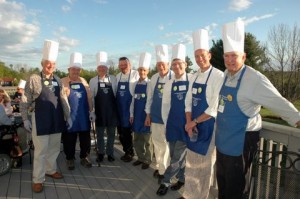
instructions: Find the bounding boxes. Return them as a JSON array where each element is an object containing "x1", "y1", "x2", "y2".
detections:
[
  {"x1": 31, "y1": 112, "x2": 62, "y2": 183},
  {"x1": 151, "y1": 123, "x2": 170, "y2": 175},
  {"x1": 183, "y1": 139, "x2": 216, "y2": 199}
]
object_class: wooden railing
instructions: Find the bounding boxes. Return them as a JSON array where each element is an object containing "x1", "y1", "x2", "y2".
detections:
[{"x1": 209, "y1": 122, "x2": 300, "y2": 199}]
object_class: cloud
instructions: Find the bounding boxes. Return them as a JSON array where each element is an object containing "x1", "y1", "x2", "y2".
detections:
[
  {"x1": 229, "y1": 0, "x2": 252, "y2": 11},
  {"x1": 57, "y1": 36, "x2": 80, "y2": 52},
  {"x1": 66, "y1": 0, "x2": 76, "y2": 4},
  {"x1": 0, "y1": 0, "x2": 40, "y2": 64},
  {"x1": 243, "y1": 13, "x2": 275, "y2": 25},
  {"x1": 158, "y1": 24, "x2": 164, "y2": 31},
  {"x1": 62, "y1": 5, "x2": 71, "y2": 13}
]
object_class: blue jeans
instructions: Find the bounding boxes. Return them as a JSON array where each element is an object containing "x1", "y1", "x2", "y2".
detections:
[
  {"x1": 162, "y1": 140, "x2": 187, "y2": 185},
  {"x1": 96, "y1": 126, "x2": 116, "y2": 156}
]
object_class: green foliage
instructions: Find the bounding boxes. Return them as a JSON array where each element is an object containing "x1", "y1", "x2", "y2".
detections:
[
  {"x1": 210, "y1": 39, "x2": 225, "y2": 71},
  {"x1": 185, "y1": 56, "x2": 193, "y2": 73}
]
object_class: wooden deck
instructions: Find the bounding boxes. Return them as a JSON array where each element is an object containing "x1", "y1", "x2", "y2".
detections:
[{"x1": 0, "y1": 139, "x2": 183, "y2": 199}]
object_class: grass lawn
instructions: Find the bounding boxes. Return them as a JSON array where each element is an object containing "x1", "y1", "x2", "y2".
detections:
[{"x1": 260, "y1": 100, "x2": 300, "y2": 127}]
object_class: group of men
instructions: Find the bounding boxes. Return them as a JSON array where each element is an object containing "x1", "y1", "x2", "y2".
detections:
[{"x1": 18, "y1": 19, "x2": 300, "y2": 199}]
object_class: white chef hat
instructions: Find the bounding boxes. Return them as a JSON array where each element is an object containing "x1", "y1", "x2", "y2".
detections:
[
  {"x1": 18, "y1": 79, "x2": 26, "y2": 89},
  {"x1": 138, "y1": 52, "x2": 152, "y2": 69},
  {"x1": 96, "y1": 51, "x2": 108, "y2": 67},
  {"x1": 69, "y1": 52, "x2": 82, "y2": 68},
  {"x1": 222, "y1": 19, "x2": 245, "y2": 53},
  {"x1": 192, "y1": 29, "x2": 209, "y2": 51},
  {"x1": 155, "y1": 44, "x2": 169, "y2": 62},
  {"x1": 42, "y1": 39, "x2": 59, "y2": 61},
  {"x1": 172, "y1": 44, "x2": 186, "y2": 61}
]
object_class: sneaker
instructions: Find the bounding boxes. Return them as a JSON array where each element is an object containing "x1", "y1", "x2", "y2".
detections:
[
  {"x1": 170, "y1": 181, "x2": 185, "y2": 191},
  {"x1": 107, "y1": 155, "x2": 115, "y2": 162},
  {"x1": 96, "y1": 154, "x2": 104, "y2": 163},
  {"x1": 80, "y1": 157, "x2": 92, "y2": 168},
  {"x1": 67, "y1": 159, "x2": 75, "y2": 170}
]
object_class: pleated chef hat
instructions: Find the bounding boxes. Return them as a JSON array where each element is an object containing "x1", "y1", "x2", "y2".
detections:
[
  {"x1": 18, "y1": 79, "x2": 26, "y2": 89},
  {"x1": 172, "y1": 44, "x2": 186, "y2": 61},
  {"x1": 42, "y1": 39, "x2": 59, "y2": 61},
  {"x1": 69, "y1": 52, "x2": 82, "y2": 68},
  {"x1": 138, "y1": 52, "x2": 151, "y2": 69},
  {"x1": 222, "y1": 19, "x2": 245, "y2": 53},
  {"x1": 193, "y1": 29, "x2": 209, "y2": 51},
  {"x1": 96, "y1": 51, "x2": 108, "y2": 67},
  {"x1": 155, "y1": 44, "x2": 169, "y2": 62}
]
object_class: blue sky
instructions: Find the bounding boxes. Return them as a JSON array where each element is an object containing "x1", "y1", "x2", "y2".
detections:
[{"x1": 0, "y1": 0, "x2": 299, "y2": 72}]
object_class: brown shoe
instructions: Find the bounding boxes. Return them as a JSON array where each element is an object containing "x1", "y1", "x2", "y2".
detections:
[
  {"x1": 32, "y1": 183, "x2": 43, "y2": 193},
  {"x1": 45, "y1": 172, "x2": 63, "y2": 179}
]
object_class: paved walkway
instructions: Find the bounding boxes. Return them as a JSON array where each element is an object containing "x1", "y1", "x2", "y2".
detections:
[{"x1": 0, "y1": 140, "x2": 183, "y2": 199}]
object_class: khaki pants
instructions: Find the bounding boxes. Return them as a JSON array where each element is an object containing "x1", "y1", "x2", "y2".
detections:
[{"x1": 31, "y1": 112, "x2": 62, "y2": 183}]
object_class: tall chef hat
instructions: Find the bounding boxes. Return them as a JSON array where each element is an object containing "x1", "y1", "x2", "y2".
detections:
[
  {"x1": 172, "y1": 44, "x2": 186, "y2": 61},
  {"x1": 155, "y1": 44, "x2": 169, "y2": 62},
  {"x1": 69, "y1": 52, "x2": 82, "y2": 68},
  {"x1": 138, "y1": 52, "x2": 152, "y2": 69},
  {"x1": 192, "y1": 29, "x2": 209, "y2": 51},
  {"x1": 222, "y1": 19, "x2": 245, "y2": 53},
  {"x1": 96, "y1": 51, "x2": 108, "y2": 67},
  {"x1": 18, "y1": 79, "x2": 26, "y2": 89},
  {"x1": 42, "y1": 39, "x2": 59, "y2": 61}
]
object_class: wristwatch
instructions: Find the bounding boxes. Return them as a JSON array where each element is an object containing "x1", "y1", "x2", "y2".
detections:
[{"x1": 193, "y1": 118, "x2": 199, "y2": 124}]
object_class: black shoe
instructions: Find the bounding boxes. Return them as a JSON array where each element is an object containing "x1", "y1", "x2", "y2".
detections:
[
  {"x1": 132, "y1": 160, "x2": 143, "y2": 166},
  {"x1": 122, "y1": 154, "x2": 133, "y2": 162},
  {"x1": 107, "y1": 155, "x2": 115, "y2": 162},
  {"x1": 141, "y1": 163, "x2": 150, "y2": 169},
  {"x1": 158, "y1": 175, "x2": 164, "y2": 184},
  {"x1": 96, "y1": 154, "x2": 104, "y2": 162},
  {"x1": 170, "y1": 181, "x2": 185, "y2": 191},
  {"x1": 153, "y1": 170, "x2": 159, "y2": 178},
  {"x1": 156, "y1": 184, "x2": 168, "y2": 196}
]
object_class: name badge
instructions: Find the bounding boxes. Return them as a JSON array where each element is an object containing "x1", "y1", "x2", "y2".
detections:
[
  {"x1": 218, "y1": 104, "x2": 224, "y2": 113},
  {"x1": 179, "y1": 85, "x2": 186, "y2": 91},
  {"x1": 71, "y1": 85, "x2": 80, "y2": 89},
  {"x1": 120, "y1": 85, "x2": 126, "y2": 90},
  {"x1": 100, "y1": 83, "x2": 105, "y2": 88},
  {"x1": 192, "y1": 88, "x2": 197, "y2": 94},
  {"x1": 52, "y1": 82, "x2": 58, "y2": 86}
]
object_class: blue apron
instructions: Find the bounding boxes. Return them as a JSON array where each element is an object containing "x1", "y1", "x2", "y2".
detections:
[
  {"x1": 35, "y1": 74, "x2": 66, "y2": 135},
  {"x1": 132, "y1": 82, "x2": 150, "y2": 133},
  {"x1": 215, "y1": 67, "x2": 249, "y2": 156},
  {"x1": 150, "y1": 72, "x2": 171, "y2": 124},
  {"x1": 166, "y1": 75, "x2": 189, "y2": 142},
  {"x1": 116, "y1": 71, "x2": 132, "y2": 128},
  {"x1": 95, "y1": 76, "x2": 118, "y2": 127},
  {"x1": 187, "y1": 69, "x2": 215, "y2": 155},
  {"x1": 67, "y1": 82, "x2": 90, "y2": 133}
]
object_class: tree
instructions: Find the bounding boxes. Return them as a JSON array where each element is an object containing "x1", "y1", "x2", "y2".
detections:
[
  {"x1": 185, "y1": 56, "x2": 193, "y2": 73},
  {"x1": 210, "y1": 39, "x2": 225, "y2": 71},
  {"x1": 266, "y1": 23, "x2": 300, "y2": 100}
]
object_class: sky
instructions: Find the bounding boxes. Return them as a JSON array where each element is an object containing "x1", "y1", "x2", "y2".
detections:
[{"x1": 0, "y1": 0, "x2": 299, "y2": 72}]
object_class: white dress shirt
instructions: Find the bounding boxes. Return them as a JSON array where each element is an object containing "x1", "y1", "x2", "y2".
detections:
[
  {"x1": 162, "y1": 72, "x2": 192, "y2": 125},
  {"x1": 116, "y1": 70, "x2": 139, "y2": 97},
  {"x1": 145, "y1": 71, "x2": 174, "y2": 114},
  {"x1": 185, "y1": 66, "x2": 224, "y2": 118},
  {"x1": 223, "y1": 65, "x2": 300, "y2": 130}
]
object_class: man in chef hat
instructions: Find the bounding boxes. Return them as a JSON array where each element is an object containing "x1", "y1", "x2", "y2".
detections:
[
  {"x1": 89, "y1": 51, "x2": 119, "y2": 163},
  {"x1": 116, "y1": 56, "x2": 139, "y2": 162},
  {"x1": 20, "y1": 39, "x2": 71, "y2": 193},
  {"x1": 129, "y1": 52, "x2": 153, "y2": 170},
  {"x1": 61, "y1": 52, "x2": 93, "y2": 170},
  {"x1": 145, "y1": 44, "x2": 173, "y2": 183},
  {"x1": 156, "y1": 44, "x2": 192, "y2": 196},
  {"x1": 180, "y1": 28, "x2": 224, "y2": 199},
  {"x1": 215, "y1": 19, "x2": 300, "y2": 199},
  {"x1": 13, "y1": 79, "x2": 26, "y2": 103}
]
